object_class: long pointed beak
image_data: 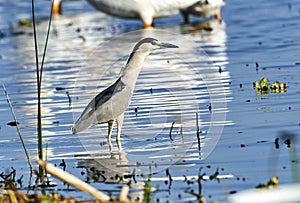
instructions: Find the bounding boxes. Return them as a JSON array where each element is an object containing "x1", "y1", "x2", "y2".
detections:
[{"x1": 159, "y1": 42, "x2": 179, "y2": 49}]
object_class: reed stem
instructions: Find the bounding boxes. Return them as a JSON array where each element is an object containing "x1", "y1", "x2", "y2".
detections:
[
  {"x1": 31, "y1": 0, "x2": 43, "y2": 182},
  {"x1": 31, "y1": 0, "x2": 54, "y2": 183},
  {"x1": 2, "y1": 83, "x2": 33, "y2": 174}
]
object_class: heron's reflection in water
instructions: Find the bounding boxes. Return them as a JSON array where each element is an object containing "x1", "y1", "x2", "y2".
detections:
[{"x1": 75, "y1": 150, "x2": 144, "y2": 201}]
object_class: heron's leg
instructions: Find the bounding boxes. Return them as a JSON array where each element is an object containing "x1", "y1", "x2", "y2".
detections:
[
  {"x1": 108, "y1": 120, "x2": 115, "y2": 151},
  {"x1": 116, "y1": 113, "x2": 124, "y2": 151}
]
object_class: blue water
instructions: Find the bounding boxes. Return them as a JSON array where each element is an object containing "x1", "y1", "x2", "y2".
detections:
[{"x1": 0, "y1": 0, "x2": 300, "y2": 202}]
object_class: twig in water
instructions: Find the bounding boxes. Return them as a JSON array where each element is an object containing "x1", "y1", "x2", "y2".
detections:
[
  {"x1": 66, "y1": 91, "x2": 71, "y2": 106},
  {"x1": 196, "y1": 113, "x2": 201, "y2": 156},
  {"x1": 166, "y1": 168, "x2": 173, "y2": 190},
  {"x1": 37, "y1": 159, "x2": 110, "y2": 201},
  {"x1": 169, "y1": 122, "x2": 175, "y2": 142},
  {"x1": 134, "y1": 106, "x2": 139, "y2": 116},
  {"x1": 184, "y1": 167, "x2": 206, "y2": 202}
]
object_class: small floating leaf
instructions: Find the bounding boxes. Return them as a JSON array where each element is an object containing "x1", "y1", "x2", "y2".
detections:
[
  {"x1": 253, "y1": 81, "x2": 259, "y2": 89},
  {"x1": 256, "y1": 176, "x2": 279, "y2": 189},
  {"x1": 271, "y1": 81, "x2": 279, "y2": 90},
  {"x1": 253, "y1": 77, "x2": 287, "y2": 94},
  {"x1": 18, "y1": 19, "x2": 32, "y2": 26},
  {"x1": 279, "y1": 82, "x2": 286, "y2": 89},
  {"x1": 259, "y1": 77, "x2": 270, "y2": 91}
]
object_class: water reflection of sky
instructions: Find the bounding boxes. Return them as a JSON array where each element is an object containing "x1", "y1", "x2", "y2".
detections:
[
  {"x1": 0, "y1": 1, "x2": 231, "y2": 200},
  {"x1": 1, "y1": 0, "x2": 299, "y2": 202},
  {"x1": 1, "y1": 7, "x2": 228, "y2": 200}
]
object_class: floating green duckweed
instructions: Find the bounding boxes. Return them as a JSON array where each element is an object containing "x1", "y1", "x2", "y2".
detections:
[
  {"x1": 255, "y1": 176, "x2": 279, "y2": 189},
  {"x1": 253, "y1": 77, "x2": 287, "y2": 94},
  {"x1": 18, "y1": 19, "x2": 32, "y2": 26}
]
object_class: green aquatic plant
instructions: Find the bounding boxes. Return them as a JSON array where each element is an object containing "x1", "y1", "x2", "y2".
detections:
[
  {"x1": 259, "y1": 77, "x2": 269, "y2": 91},
  {"x1": 18, "y1": 19, "x2": 32, "y2": 26},
  {"x1": 31, "y1": 0, "x2": 54, "y2": 183},
  {"x1": 256, "y1": 176, "x2": 279, "y2": 189},
  {"x1": 2, "y1": 84, "x2": 33, "y2": 175},
  {"x1": 270, "y1": 81, "x2": 287, "y2": 93},
  {"x1": 253, "y1": 77, "x2": 287, "y2": 94},
  {"x1": 143, "y1": 174, "x2": 153, "y2": 203},
  {"x1": 253, "y1": 77, "x2": 270, "y2": 94}
]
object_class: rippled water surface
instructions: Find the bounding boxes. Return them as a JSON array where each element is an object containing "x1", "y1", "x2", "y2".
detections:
[{"x1": 0, "y1": 0, "x2": 300, "y2": 202}]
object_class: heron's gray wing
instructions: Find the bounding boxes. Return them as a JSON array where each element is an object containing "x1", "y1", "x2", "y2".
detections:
[
  {"x1": 73, "y1": 78, "x2": 126, "y2": 133},
  {"x1": 76, "y1": 77, "x2": 126, "y2": 121},
  {"x1": 94, "y1": 77, "x2": 126, "y2": 109}
]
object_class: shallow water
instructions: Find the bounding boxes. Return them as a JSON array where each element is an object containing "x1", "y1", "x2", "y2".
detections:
[{"x1": 0, "y1": 0, "x2": 300, "y2": 202}]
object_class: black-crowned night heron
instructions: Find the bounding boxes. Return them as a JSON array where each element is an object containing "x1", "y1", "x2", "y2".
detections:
[
  {"x1": 52, "y1": 0, "x2": 224, "y2": 27},
  {"x1": 72, "y1": 38, "x2": 178, "y2": 149}
]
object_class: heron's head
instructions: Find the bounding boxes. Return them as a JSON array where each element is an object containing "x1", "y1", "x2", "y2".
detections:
[{"x1": 132, "y1": 38, "x2": 178, "y2": 53}]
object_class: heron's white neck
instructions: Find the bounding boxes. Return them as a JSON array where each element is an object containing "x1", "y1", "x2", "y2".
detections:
[{"x1": 121, "y1": 51, "x2": 150, "y2": 88}]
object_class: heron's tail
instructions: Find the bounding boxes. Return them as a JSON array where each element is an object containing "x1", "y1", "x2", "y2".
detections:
[
  {"x1": 71, "y1": 122, "x2": 89, "y2": 134},
  {"x1": 71, "y1": 116, "x2": 94, "y2": 134},
  {"x1": 72, "y1": 103, "x2": 97, "y2": 134}
]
